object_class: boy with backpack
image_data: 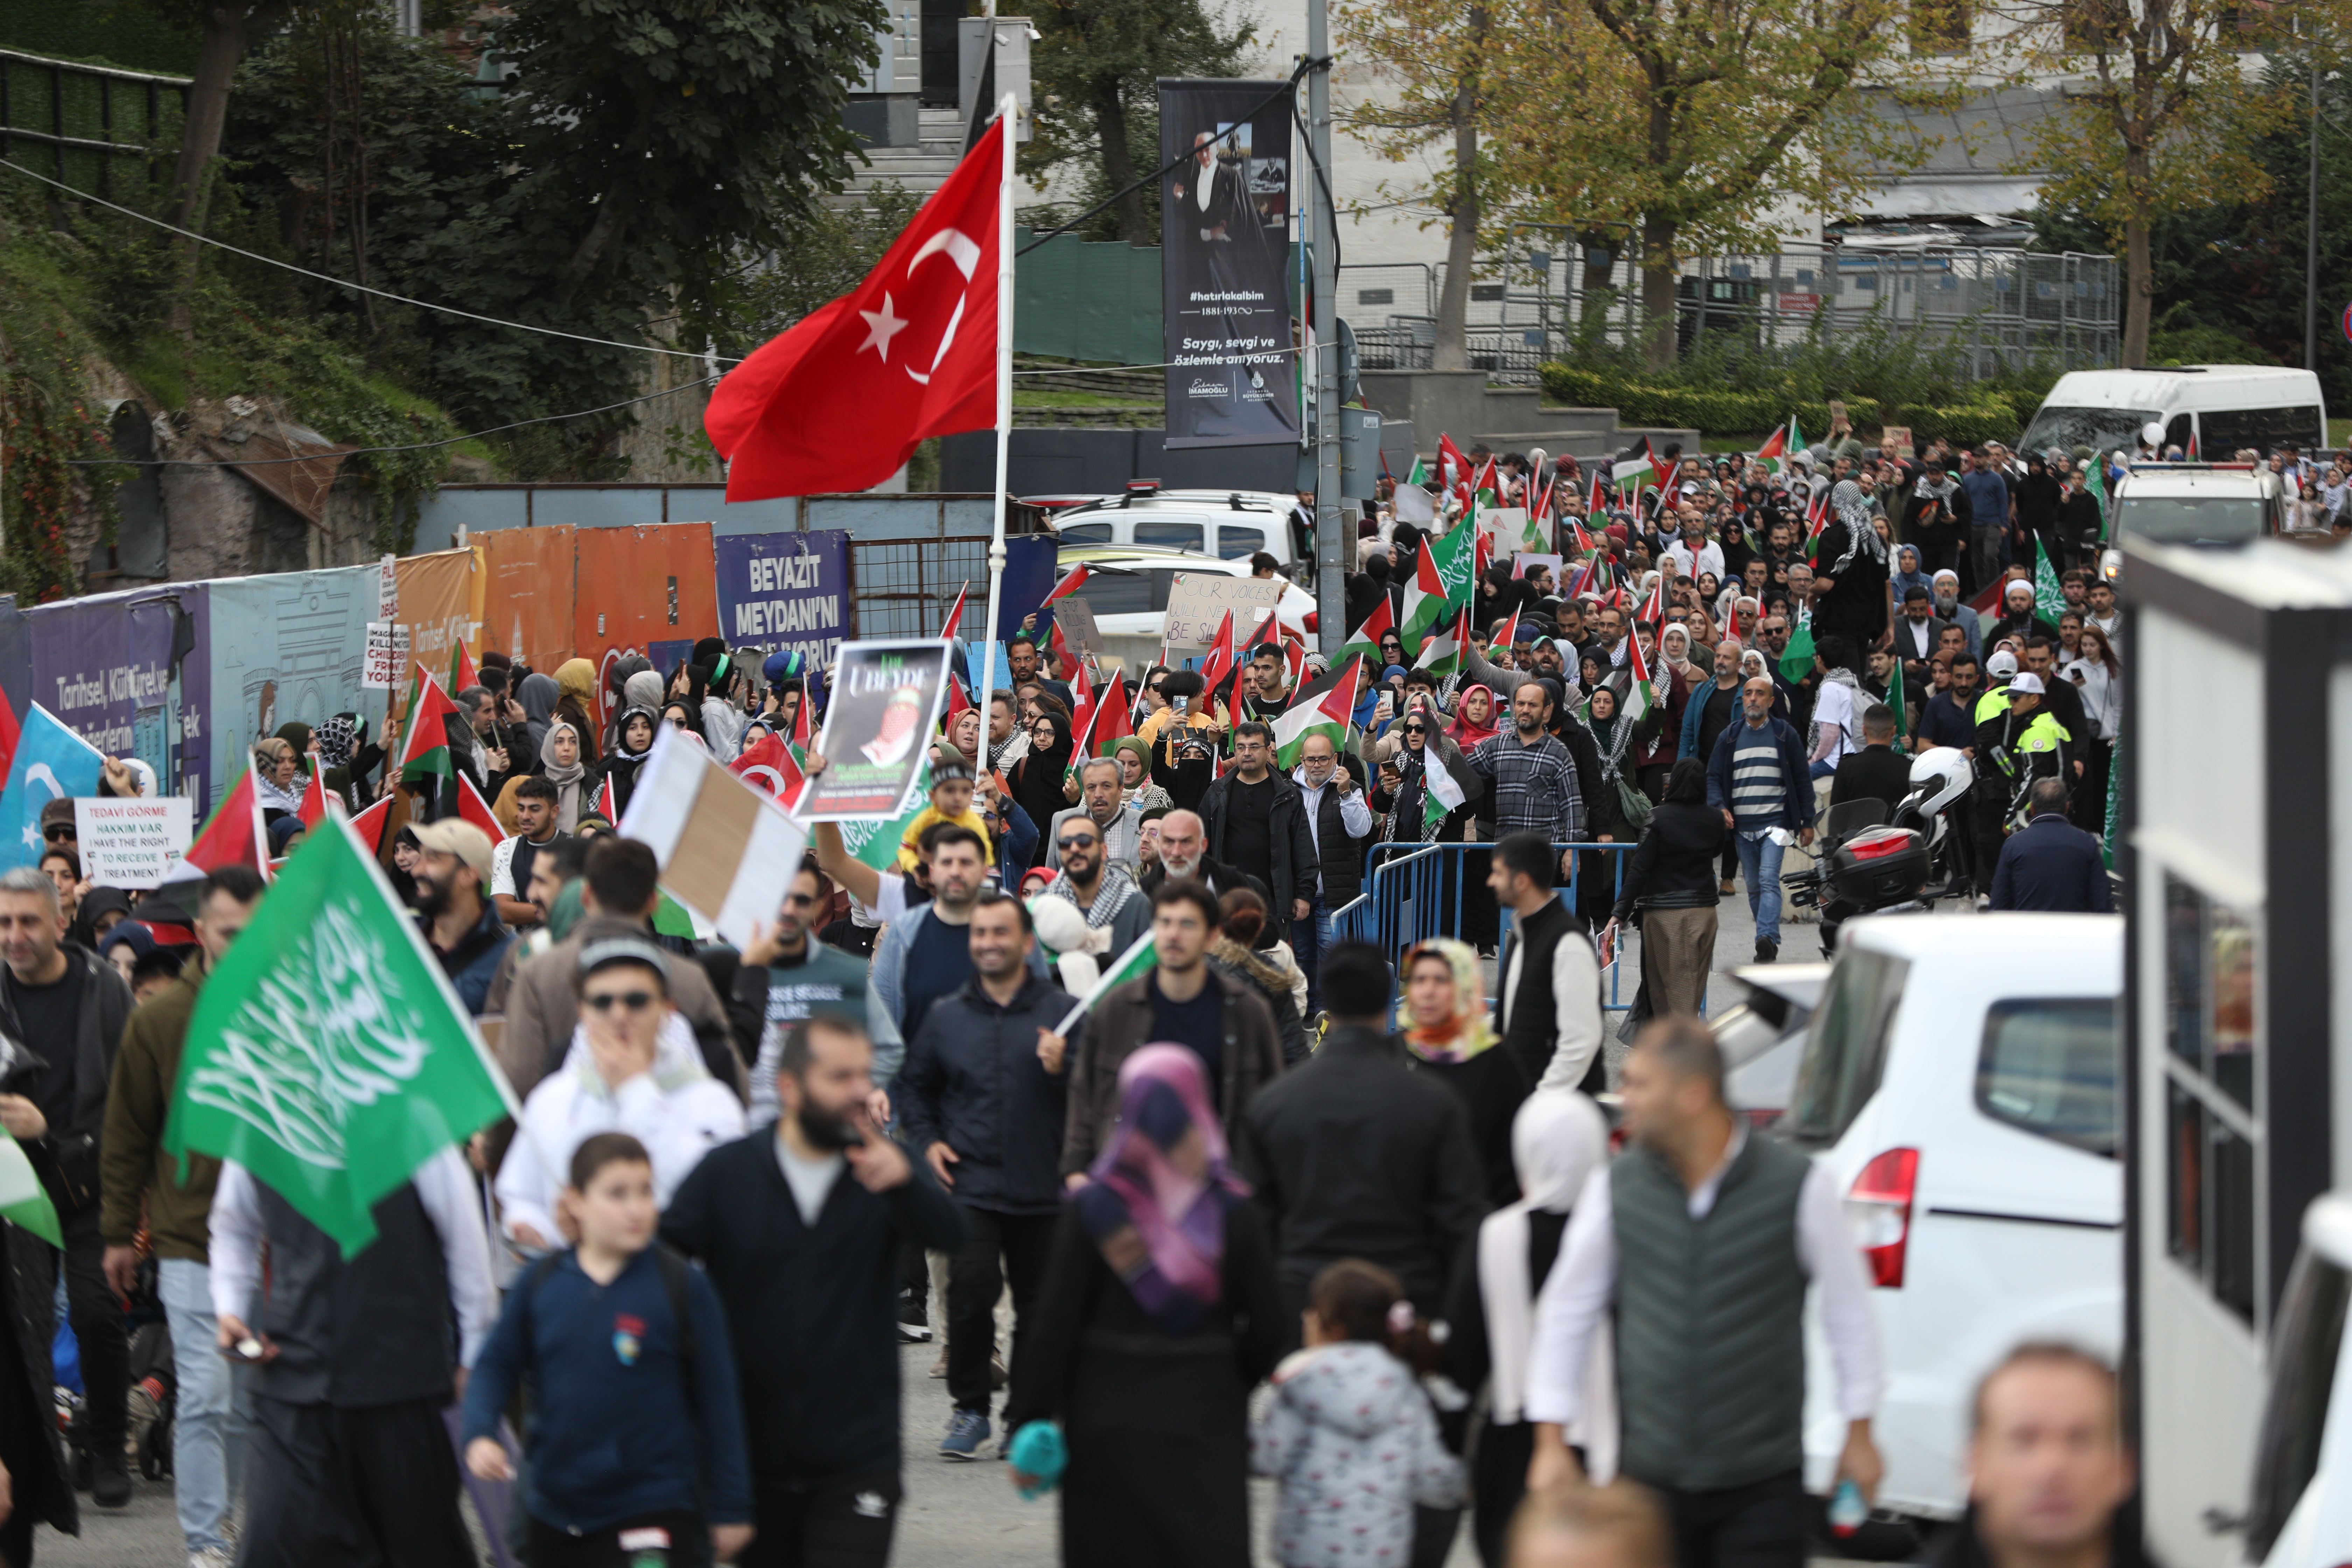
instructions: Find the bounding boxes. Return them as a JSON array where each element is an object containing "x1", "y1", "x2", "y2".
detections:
[{"x1": 463, "y1": 1132, "x2": 754, "y2": 1565}]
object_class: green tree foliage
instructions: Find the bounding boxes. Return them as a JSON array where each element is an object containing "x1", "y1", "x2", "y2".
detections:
[{"x1": 1021, "y1": 0, "x2": 1254, "y2": 245}]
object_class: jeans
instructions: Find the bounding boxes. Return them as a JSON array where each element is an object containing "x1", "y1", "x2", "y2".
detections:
[
  {"x1": 159, "y1": 1257, "x2": 252, "y2": 1554},
  {"x1": 1291, "y1": 898, "x2": 1333, "y2": 1018},
  {"x1": 1806, "y1": 758, "x2": 1839, "y2": 780},
  {"x1": 1657, "y1": 1468, "x2": 1807, "y2": 1568},
  {"x1": 1733, "y1": 830, "x2": 1786, "y2": 944}
]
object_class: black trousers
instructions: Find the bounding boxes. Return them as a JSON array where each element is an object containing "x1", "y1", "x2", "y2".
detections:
[
  {"x1": 55, "y1": 1198, "x2": 126, "y2": 1451},
  {"x1": 2071, "y1": 737, "x2": 2111, "y2": 835},
  {"x1": 530, "y1": 1508, "x2": 712, "y2": 1567},
  {"x1": 740, "y1": 1471, "x2": 901, "y2": 1568},
  {"x1": 947, "y1": 1206, "x2": 1057, "y2": 1417},
  {"x1": 1972, "y1": 787, "x2": 2010, "y2": 897},
  {"x1": 238, "y1": 1393, "x2": 474, "y2": 1568},
  {"x1": 1657, "y1": 1467, "x2": 1808, "y2": 1568}
]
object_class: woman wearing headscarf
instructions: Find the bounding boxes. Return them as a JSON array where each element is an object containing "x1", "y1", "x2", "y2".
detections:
[
  {"x1": 601, "y1": 653, "x2": 651, "y2": 752},
  {"x1": 516, "y1": 672, "x2": 563, "y2": 761},
  {"x1": 1112, "y1": 737, "x2": 1172, "y2": 813},
  {"x1": 1400, "y1": 940, "x2": 1531, "y2": 1210},
  {"x1": 1889, "y1": 542, "x2": 1932, "y2": 606},
  {"x1": 1607, "y1": 756, "x2": 1725, "y2": 1019},
  {"x1": 1004, "y1": 1045, "x2": 1285, "y2": 1567},
  {"x1": 1444, "y1": 683, "x2": 1500, "y2": 751},
  {"x1": 622, "y1": 667, "x2": 665, "y2": 722},
  {"x1": 273, "y1": 721, "x2": 314, "y2": 771},
  {"x1": 1576, "y1": 683, "x2": 1658, "y2": 926},
  {"x1": 1631, "y1": 624, "x2": 1694, "y2": 802},
  {"x1": 1370, "y1": 705, "x2": 1477, "y2": 847},
  {"x1": 540, "y1": 721, "x2": 587, "y2": 833},
  {"x1": 315, "y1": 713, "x2": 382, "y2": 813},
  {"x1": 1209, "y1": 890, "x2": 1311, "y2": 1067},
  {"x1": 552, "y1": 658, "x2": 602, "y2": 767},
  {"x1": 252, "y1": 738, "x2": 305, "y2": 820},
  {"x1": 1009, "y1": 710, "x2": 1075, "y2": 837},
  {"x1": 1442, "y1": 1091, "x2": 1615, "y2": 1568},
  {"x1": 598, "y1": 707, "x2": 658, "y2": 818}
]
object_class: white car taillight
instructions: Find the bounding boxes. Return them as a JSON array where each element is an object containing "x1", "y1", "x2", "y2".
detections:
[{"x1": 1846, "y1": 1148, "x2": 1919, "y2": 1288}]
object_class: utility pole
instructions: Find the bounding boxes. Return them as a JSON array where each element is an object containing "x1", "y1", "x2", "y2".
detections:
[
  {"x1": 1306, "y1": 19, "x2": 1344, "y2": 654},
  {"x1": 2310, "y1": 54, "x2": 2321, "y2": 376}
]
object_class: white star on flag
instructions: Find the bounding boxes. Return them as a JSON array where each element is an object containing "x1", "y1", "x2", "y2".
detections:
[{"x1": 858, "y1": 293, "x2": 908, "y2": 361}]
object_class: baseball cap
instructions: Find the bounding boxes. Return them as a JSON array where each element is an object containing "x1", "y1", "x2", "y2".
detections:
[
  {"x1": 579, "y1": 935, "x2": 671, "y2": 984},
  {"x1": 410, "y1": 819, "x2": 494, "y2": 880},
  {"x1": 40, "y1": 798, "x2": 76, "y2": 832},
  {"x1": 2007, "y1": 672, "x2": 2045, "y2": 696},
  {"x1": 1986, "y1": 650, "x2": 2019, "y2": 678}
]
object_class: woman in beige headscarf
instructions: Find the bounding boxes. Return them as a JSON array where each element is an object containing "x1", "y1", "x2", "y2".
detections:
[{"x1": 554, "y1": 658, "x2": 601, "y2": 766}]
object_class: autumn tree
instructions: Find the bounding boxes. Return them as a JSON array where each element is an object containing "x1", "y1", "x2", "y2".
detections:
[
  {"x1": 1989, "y1": 0, "x2": 2313, "y2": 366},
  {"x1": 1480, "y1": 0, "x2": 1954, "y2": 368},
  {"x1": 1337, "y1": 0, "x2": 1504, "y2": 369}
]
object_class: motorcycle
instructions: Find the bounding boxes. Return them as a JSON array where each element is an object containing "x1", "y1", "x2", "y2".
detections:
[{"x1": 1783, "y1": 746, "x2": 1975, "y2": 953}]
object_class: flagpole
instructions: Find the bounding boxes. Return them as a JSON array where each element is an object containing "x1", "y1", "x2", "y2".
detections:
[{"x1": 976, "y1": 92, "x2": 1018, "y2": 753}]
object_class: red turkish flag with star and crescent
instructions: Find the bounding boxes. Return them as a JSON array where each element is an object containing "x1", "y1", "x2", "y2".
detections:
[{"x1": 706, "y1": 118, "x2": 1006, "y2": 501}]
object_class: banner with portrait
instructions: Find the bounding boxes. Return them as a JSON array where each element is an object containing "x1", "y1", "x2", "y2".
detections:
[
  {"x1": 798, "y1": 640, "x2": 954, "y2": 821},
  {"x1": 1158, "y1": 79, "x2": 1298, "y2": 450}
]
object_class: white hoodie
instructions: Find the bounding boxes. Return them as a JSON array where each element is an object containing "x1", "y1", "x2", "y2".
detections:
[{"x1": 494, "y1": 1010, "x2": 746, "y2": 1247}]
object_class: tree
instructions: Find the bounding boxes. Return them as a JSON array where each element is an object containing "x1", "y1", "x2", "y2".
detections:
[
  {"x1": 1477, "y1": 0, "x2": 1951, "y2": 368},
  {"x1": 1022, "y1": 0, "x2": 1254, "y2": 245},
  {"x1": 1995, "y1": 0, "x2": 2311, "y2": 367},
  {"x1": 1338, "y1": 0, "x2": 1500, "y2": 370}
]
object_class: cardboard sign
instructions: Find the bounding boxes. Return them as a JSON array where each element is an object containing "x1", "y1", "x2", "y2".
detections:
[
  {"x1": 1880, "y1": 425, "x2": 1912, "y2": 450},
  {"x1": 801, "y1": 640, "x2": 955, "y2": 821},
  {"x1": 76, "y1": 797, "x2": 193, "y2": 889},
  {"x1": 1056, "y1": 597, "x2": 1104, "y2": 654},
  {"x1": 1162, "y1": 574, "x2": 1284, "y2": 652},
  {"x1": 361, "y1": 622, "x2": 410, "y2": 690},
  {"x1": 378, "y1": 553, "x2": 399, "y2": 619}
]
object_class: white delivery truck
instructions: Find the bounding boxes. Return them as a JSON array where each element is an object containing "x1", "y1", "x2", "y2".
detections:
[{"x1": 2018, "y1": 366, "x2": 2326, "y2": 463}]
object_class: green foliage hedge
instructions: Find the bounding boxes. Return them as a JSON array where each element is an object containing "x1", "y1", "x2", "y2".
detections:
[{"x1": 1538, "y1": 363, "x2": 2035, "y2": 447}]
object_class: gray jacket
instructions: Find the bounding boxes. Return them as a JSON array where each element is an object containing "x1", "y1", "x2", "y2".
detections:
[{"x1": 1252, "y1": 1341, "x2": 1462, "y2": 1563}]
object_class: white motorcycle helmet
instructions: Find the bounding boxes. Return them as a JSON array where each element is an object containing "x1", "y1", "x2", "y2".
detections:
[{"x1": 1907, "y1": 747, "x2": 1974, "y2": 817}]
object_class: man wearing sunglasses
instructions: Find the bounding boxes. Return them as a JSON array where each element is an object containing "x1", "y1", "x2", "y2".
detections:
[
  {"x1": 495, "y1": 937, "x2": 747, "y2": 1254},
  {"x1": 1035, "y1": 815, "x2": 1148, "y2": 957},
  {"x1": 740, "y1": 860, "x2": 873, "y2": 1129}
]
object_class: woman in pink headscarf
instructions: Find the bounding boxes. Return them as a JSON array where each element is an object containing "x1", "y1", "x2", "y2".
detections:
[
  {"x1": 1004, "y1": 1044, "x2": 1284, "y2": 1567},
  {"x1": 1446, "y1": 682, "x2": 1501, "y2": 750}
]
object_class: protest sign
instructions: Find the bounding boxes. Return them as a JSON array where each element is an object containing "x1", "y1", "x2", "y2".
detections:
[
  {"x1": 1162, "y1": 575, "x2": 1283, "y2": 652},
  {"x1": 800, "y1": 640, "x2": 953, "y2": 821},
  {"x1": 362, "y1": 622, "x2": 410, "y2": 690},
  {"x1": 1881, "y1": 425, "x2": 1911, "y2": 450},
  {"x1": 1056, "y1": 597, "x2": 1104, "y2": 654},
  {"x1": 714, "y1": 531, "x2": 851, "y2": 667},
  {"x1": 377, "y1": 553, "x2": 399, "y2": 619},
  {"x1": 1512, "y1": 552, "x2": 1563, "y2": 583},
  {"x1": 75, "y1": 797, "x2": 194, "y2": 888}
]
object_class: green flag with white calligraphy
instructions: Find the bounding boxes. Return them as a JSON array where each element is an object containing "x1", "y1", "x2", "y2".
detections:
[{"x1": 162, "y1": 811, "x2": 515, "y2": 1257}]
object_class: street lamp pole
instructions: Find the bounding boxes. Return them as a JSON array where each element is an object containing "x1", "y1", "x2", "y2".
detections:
[
  {"x1": 2310, "y1": 55, "x2": 2321, "y2": 376},
  {"x1": 1308, "y1": 5, "x2": 1343, "y2": 654}
]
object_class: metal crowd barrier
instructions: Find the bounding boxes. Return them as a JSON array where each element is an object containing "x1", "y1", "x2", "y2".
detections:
[{"x1": 1329, "y1": 841, "x2": 1637, "y2": 1015}]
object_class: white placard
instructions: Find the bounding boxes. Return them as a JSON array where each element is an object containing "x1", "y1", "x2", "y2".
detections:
[
  {"x1": 378, "y1": 553, "x2": 399, "y2": 619},
  {"x1": 75, "y1": 797, "x2": 194, "y2": 889},
  {"x1": 362, "y1": 622, "x2": 410, "y2": 690},
  {"x1": 1161, "y1": 574, "x2": 1284, "y2": 652}
]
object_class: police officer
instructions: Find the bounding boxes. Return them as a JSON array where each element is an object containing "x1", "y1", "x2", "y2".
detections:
[
  {"x1": 1996, "y1": 673, "x2": 2072, "y2": 826},
  {"x1": 1967, "y1": 651, "x2": 2018, "y2": 902}
]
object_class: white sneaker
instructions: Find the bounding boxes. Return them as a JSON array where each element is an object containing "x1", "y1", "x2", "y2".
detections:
[{"x1": 191, "y1": 1549, "x2": 234, "y2": 1568}]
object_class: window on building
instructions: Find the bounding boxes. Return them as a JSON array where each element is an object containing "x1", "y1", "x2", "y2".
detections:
[
  {"x1": 2163, "y1": 874, "x2": 2262, "y2": 1324},
  {"x1": 1471, "y1": 284, "x2": 1505, "y2": 302},
  {"x1": 1357, "y1": 288, "x2": 1395, "y2": 306},
  {"x1": 1911, "y1": 0, "x2": 1971, "y2": 50}
]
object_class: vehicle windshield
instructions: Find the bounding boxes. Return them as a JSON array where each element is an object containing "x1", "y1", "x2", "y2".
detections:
[
  {"x1": 1782, "y1": 948, "x2": 1910, "y2": 1146},
  {"x1": 2018, "y1": 405, "x2": 2162, "y2": 461},
  {"x1": 2244, "y1": 1244, "x2": 2351, "y2": 1560},
  {"x1": 2114, "y1": 493, "x2": 2264, "y2": 546}
]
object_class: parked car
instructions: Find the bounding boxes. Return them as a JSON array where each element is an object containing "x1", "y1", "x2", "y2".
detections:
[
  {"x1": 1052, "y1": 543, "x2": 1318, "y2": 675},
  {"x1": 1782, "y1": 912, "x2": 2123, "y2": 1547},
  {"x1": 2242, "y1": 1192, "x2": 2352, "y2": 1568},
  {"x1": 1040, "y1": 484, "x2": 1315, "y2": 572},
  {"x1": 1713, "y1": 962, "x2": 1829, "y2": 1118}
]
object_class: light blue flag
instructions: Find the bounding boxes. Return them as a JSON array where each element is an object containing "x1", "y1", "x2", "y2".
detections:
[{"x1": 0, "y1": 707, "x2": 104, "y2": 870}]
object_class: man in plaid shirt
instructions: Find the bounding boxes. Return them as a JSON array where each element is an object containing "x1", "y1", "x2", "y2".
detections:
[{"x1": 1468, "y1": 681, "x2": 1587, "y2": 882}]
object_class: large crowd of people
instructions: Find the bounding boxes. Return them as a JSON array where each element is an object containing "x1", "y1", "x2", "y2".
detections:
[{"x1": 0, "y1": 422, "x2": 2185, "y2": 1568}]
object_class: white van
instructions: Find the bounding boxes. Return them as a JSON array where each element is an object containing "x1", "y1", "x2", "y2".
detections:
[
  {"x1": 2242, "y1": 1194, "x2": 2352, "y2": 1568},
  {"x1": 1043, "y1": 485, "x2": 1315, "y2": 571},
  {"x1": 2018, "y1": 366, "x2": 2326, "y2": 463},
  {"x1": 1784, "y1": 913, "x2": 2123, "y2": 1535}
]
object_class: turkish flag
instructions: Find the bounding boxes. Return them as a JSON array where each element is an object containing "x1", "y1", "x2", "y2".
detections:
[{"x1": 706, "y1": 117, "x2": 1005, "y2": 501}]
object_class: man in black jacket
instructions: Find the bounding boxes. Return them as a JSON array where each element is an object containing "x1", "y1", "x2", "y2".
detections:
[
  {"x1": 1829, "y1": 706, "x2": 1912, "y2": 815},
  {"x1": 1234, "y1": 941, "x2": 1486, "y2": 1328},
  {"x1": 0, "y1": 867, "x2": 135, "y2": 1506},
  {"x1": 1988, "y1": 780, "x2": 2112, "y2": 913},
  {"x1": 664, "y1": 1015, "x2": 963, "y2": 1567},
  {"x1": 895, "y1": 894, "x2": 1074, "y2": 1463},
  {"x1": 1197, "y1": 722, "x2": 1316, "y2": 926}
]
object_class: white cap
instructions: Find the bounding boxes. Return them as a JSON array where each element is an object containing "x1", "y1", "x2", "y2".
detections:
[
  {"x1": 1987, "y1": 650, "x2": 2019, "y2": 678},
  {"x1": 2008, "y1": 672, "x2": 2045, "y2": 695}
]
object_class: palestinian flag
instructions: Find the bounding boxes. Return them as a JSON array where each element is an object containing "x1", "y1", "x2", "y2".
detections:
[
  {"x1": 1786, "y1": 413, "x2": 1806, "y2": 463},
  {"x1": 1092, "y1": 671, "x2": 1133, "y2": 753},
  {"x1": 1422, "y1": 746, "x2": 1478, "y2": 837},
  {"x1": 1754, "y1": 423, "x2": 1790, "y2": 475},
  {"x1": 1633, "y1": 576, "x2": 1665, "y2": 627},
  {"x1": 1438, "y1": 434, "x2": 1472, "y2": 496},
  {"x1": 1394, "y1": 457, "x2": 1436, "y2": 525},
  {"x1": 296, "y1": 767, "x2": 329, "y2": 833},
  {"x1": 1586, "y1": 470, "x2": 1607, "y2": 516},
  {"x1": 594, "y1": 773, "x2": 620, "y2": 821},
  {"x1": 1051, "y1": 928, "x2": 1160, "y2": 1035},
  {"x1": 1414, "y1": 603, "x2": 1470, "y2": 678},
  {"x1": 1067, "y1": 663, "x2": 1099, "y2": 765},
  {"x1": 942, "y1": 667, "x2": 973, "y2": 733},
  {"x1": 1531, "y1": 476, "x2": 1555, "y2": 525},
  {"x1": 346, "y1": 794, "x2": 393, "y2": 856},
  {"x1": 1802, "y1": 490, "x2": 1830, "y2": 561},
  {"x1": 164, "y1": 758, "x2": 273, "y2": 887},
  {"x1": 0, "y1": 1128, "x2": 60, "y2": 1248},
  {"x1": 455, "y1": 771, "x2": 510, "y2": 841},
  {"x1": 400, "y1": 668, "x2": 463, "y2": 792},
  {"x1": 1048, "y1": 619, "x2": 1079, "y2": 680},
  {"x1": 1043, "y1": 564, "x2": 1093, "y2": 611},
  {"x1": 1618, "y1": 440, "x2": 1663, "y2": 494},
  {"x1": 1401, "y1": 520, "x2": 1474, "y2": 652},
  {"x1": 939, "y1": 580, "x2": 970, "y2": 642},
  {"x1": 1623, "y1": 622, "x2": 1657, "y2": 723},
  {"x1": 1470, "y1": 457, "x2": 1498, "y2": 506},
  {"x1": 1520, "y1": 507, "x2": 1551, "y2": 554},
  {"x1": 1272, "y1": 655, "x2": 1364, "y2": 769},
  {"x1": 1340, "y1": 596, "x2": 1395, "y2": 668},
  {"x1": 1490, "y1": 607, "x2": 1521, "y2": 652},
  {"x1": 448, "y1": 638, "x2": 479, "y2": 697},
  {"x1": 1196, "y1": 610, "x2": 1240, "y2": 713}
]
